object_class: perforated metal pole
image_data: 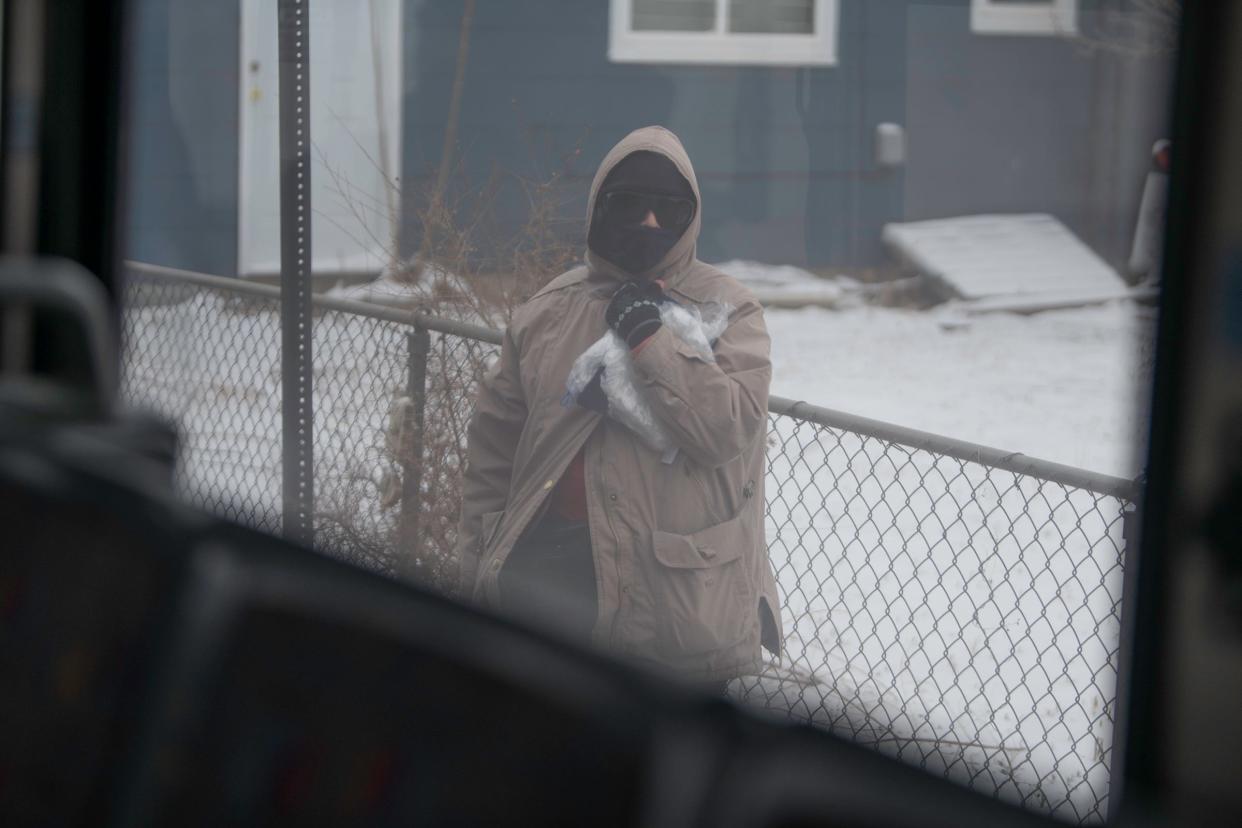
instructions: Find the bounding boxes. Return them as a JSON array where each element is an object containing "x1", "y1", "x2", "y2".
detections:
[
  {"x1": 399, "y1": 327, "x2": 430, "y2": 580},
  {"x1": 1108, "y1": 497, "x2": 1145, "y2": 820},
  {"x1": 278, "y1": 0, "x2": 314, "y2": 544}
]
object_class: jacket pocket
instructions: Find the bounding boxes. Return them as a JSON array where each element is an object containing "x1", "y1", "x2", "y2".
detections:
[
  {"x1": 656, "y1": 455, "x2": 726, "y2": 535},
  {"x1": 650, "y1": 509, "x2": 751, "y2": 657}
]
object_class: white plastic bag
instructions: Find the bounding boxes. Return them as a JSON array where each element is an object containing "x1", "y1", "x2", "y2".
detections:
[{"x1": 563, "y1": 301, "x2": 732, "y2": 462}]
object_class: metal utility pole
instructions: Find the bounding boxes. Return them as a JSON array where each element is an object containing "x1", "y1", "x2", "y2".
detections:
[{"x1": 277, "y1": 0, "x2": 314, "y2": 544}]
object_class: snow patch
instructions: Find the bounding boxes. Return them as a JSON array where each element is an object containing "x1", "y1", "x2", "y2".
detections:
[
  {"x1": 322, "y1": 258, "x2": 475, "y2": 310},
  {"x1": 714, "y1": 258, "x2": 857, "y2": 306},
  {"x1": 765, "y1": 302, "x2": 1153, "y2": 478}
]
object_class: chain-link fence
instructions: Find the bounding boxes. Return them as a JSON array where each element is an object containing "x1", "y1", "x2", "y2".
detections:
[
  {"x1": 121, "y1": 263, "x2": 1136, "y2": 824},
  {"x1": 123, "y1": 266, "x2": 418, "y2": 571},
  {"x1": 738, "y1": 403, "x2": 1132, "y2": 824}
]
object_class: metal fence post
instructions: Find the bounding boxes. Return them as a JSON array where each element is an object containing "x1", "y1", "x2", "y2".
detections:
[
  {"x1": 398, "y1": 325, "x2": 430, "y2": 579},
  {"x1": 277, "y1": 0, "x2": 314, "y2": 545},
  {"x1": 1108, "y1": 491, "x2": 1144, "y2": 820}
]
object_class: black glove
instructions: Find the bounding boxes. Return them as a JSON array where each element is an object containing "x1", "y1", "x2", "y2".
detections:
[{"x1": 605, "y1": 280, "x2": 665, "y2": 348}]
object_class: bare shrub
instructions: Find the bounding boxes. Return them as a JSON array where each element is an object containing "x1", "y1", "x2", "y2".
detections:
[
  {"x1": 406, "y1": 161, "x2": 583, "y2": 592},
  {"x1": 316, "y1": 140, "x2": 585, "y2": 592}
]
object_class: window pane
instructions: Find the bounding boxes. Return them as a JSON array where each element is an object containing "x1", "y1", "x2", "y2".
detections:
[
  {"x1": 118, "y1": 0, "x2": 1180, "y2": 818},
  {"x1": 633, "y1": 0, "x2": 716, "y2": 32},
  {"x1": 728, "y1": 0, "x2": 814, "y2": 34}
]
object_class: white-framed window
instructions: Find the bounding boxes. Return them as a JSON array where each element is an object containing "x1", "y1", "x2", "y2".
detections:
[
  {"x1": 970, "y1": 0, "x2": 1077, "y2": 36},
  {"x1": 609, "y1": 0, "x2": 838, "y2": 66}
]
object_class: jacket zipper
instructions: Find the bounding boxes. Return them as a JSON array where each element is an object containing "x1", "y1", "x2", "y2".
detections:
[{"x1": 591, "y1": 426, "x2": 627, "y2": 646}]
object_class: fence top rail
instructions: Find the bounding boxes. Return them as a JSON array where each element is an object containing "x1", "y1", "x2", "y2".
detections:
[
  {"x1": 768, "y1": 396, "x2": 1138, "y2": 501},
  {"x1": 126, "y1": 261, "x2": 1139, "y2": 502},
  {"x1": 125, "y1": 260, "x2": 504, "y2": 344}
]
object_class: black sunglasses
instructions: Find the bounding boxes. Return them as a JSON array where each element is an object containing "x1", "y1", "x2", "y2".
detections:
[{"x1": 597, "y1": 190, "x2": 696, "y2": 230}]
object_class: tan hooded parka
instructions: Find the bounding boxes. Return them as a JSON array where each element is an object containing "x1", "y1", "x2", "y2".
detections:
[{"x1": 455, "y1": 126, "x2": 782, "y2": 681}]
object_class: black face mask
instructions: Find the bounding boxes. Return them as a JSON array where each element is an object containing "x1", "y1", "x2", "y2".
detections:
[
  {"x1": 590, "y1": 222, "x2": 683, "y2": 275},
  {"x1": 588, "y1": 151, "x2": 696, "y2": 276}
]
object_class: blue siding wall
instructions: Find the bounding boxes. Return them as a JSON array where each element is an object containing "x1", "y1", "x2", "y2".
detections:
[
  {"x1": 401, "y1": 0, "x2": 887, "y2": 267},
  {"x1": 124, "y1": 1, "x2": 1170, "y2": 275},
  {"x1": 901, "y1": 1, "x2": 1169, "y2": 265},
  {"x1": 400, "y1": 0, "x2": 1171, "y2": 270}
]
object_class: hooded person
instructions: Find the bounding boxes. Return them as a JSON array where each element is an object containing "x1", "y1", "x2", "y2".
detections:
[{"x1": 455, "y1": 125, "x2": 782, "y2": 685}]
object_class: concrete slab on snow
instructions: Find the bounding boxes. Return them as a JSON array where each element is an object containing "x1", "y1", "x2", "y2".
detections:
[{"x1": 882, "y1": 214, "x2": 1128, "y2": 302}]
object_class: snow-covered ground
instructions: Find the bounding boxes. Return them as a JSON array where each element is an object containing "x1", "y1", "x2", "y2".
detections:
[
  {"x1": 122, "y1": 271, "x2": 1156, "y2": 824},
  {"x1": 764, "y1": 302, "x2": 1154, "y2": 479}
]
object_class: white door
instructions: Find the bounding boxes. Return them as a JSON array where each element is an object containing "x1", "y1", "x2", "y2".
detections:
[{"x1": 239, "y1": 0, "x2": 403, "y2": 277}]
